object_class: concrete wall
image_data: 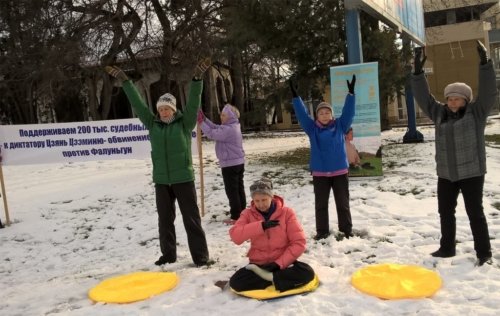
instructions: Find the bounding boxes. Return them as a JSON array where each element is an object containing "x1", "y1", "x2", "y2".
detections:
[{"x1": 423, "y1": 0, "x2": 498, "y2": 12}]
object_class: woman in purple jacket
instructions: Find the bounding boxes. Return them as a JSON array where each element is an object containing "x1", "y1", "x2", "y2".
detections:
[{"x1": 198, "y1": 104, "x2": 246, "y2": 223}]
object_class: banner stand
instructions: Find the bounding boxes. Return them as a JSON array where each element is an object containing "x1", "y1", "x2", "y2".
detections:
[
  {"x1": 197, "y1": 125, "x2": 205, "y2": 217},
  {"x1": 0, "y1": 164, "x2": 11, "y2": 226}
]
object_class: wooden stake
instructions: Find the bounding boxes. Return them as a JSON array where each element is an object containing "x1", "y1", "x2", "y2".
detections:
[
  {"x1": 196, "y1": 124, "x2": 205, "y2": 217},
  {"x1": 0, "y1": 164, "x2": 11, "y2": 226}
]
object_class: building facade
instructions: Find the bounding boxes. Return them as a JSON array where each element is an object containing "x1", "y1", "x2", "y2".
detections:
[{"x1": 388, "y1": 0, "x2": 500, "y2": 127}]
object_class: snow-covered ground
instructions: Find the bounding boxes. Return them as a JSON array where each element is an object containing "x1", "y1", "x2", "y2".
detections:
[{"x1": 1, "y1": 118, "x2": 500, "y2": 316}]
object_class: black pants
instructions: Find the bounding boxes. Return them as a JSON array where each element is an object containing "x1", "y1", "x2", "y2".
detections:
[
  {"x1": 155, "y1": 182, "x2": 209, "y2": 265},
  {"x1": 437, "y1": 176, "x2": 491, "y2": 258},
  {"x1": 229, "y1": 261, "x2": 315, "y2": 292},
  {"x1": 221, "y1": 164, "x2": 247, "y2": 220},
  {"x1": 313, "y1": 175, "x2": 352, "y2": 235}
]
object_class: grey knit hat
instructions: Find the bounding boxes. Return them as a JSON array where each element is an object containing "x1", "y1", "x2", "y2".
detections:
[
  {"x1": 250, "y1": 178, "x2": 273, "y2": 197},
  {"x1": 315, "y1": 102, "x2": 334, "y2": 115},
  {"x1": 444, "y1": 82, "x2": 472, "y2": 103}
]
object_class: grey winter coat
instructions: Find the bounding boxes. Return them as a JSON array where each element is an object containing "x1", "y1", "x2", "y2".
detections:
[{"x1": 411, "y1": 60, "x2": 497, "y2": 182}]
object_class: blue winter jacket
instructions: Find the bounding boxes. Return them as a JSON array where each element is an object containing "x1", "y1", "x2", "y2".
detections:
[{"x1": 292, "y1": 95, "x2": 355, "y2": 173}]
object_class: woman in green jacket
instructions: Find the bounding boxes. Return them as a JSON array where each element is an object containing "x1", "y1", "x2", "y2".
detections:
[{"x1": 106, "y1": 60, "x2": 210, "y2": 266}]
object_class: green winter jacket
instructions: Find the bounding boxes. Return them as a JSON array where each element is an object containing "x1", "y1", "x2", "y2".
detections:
[{"x1": 122, "y1": 80, "x2": 202, "y2": 185}]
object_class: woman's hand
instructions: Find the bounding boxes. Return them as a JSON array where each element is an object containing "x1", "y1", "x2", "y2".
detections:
[{"x1": 104, "y1": 66, "x2": 129, "y2": 81}]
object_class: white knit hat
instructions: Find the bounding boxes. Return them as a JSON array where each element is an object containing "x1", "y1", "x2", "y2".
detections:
[{"x1": 156, "y1": 93, "x2": 176, "y2": 112}]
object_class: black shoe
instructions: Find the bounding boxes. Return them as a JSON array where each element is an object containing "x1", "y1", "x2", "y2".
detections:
[
  {"x1": 195, "y1": 258, "x2": 214, "y2": 267},
  {"x1": 430, "y1": 249, "x2": 455, "y2": 258},
  {"x1": 342, "y1": 231, "x2": 354, "y2": 239},
  {"x1": 476, "y1": 257, "x2": 492, "y2": 266},
  {"x1": 314, "y1": 232, "x2": 330, "y2": 240},
  {"x1": 155, "y1": 256, "x2": 175, "y2": 266}
]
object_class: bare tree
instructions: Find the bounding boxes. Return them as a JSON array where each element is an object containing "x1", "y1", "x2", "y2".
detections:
[{"x1": 0, "y1": 0, "x2": 85, "y2": 123}]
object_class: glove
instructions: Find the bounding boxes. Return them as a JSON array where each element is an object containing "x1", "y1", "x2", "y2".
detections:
[
  {"x1": 477, "y1": 40, "x2": 488, "y2": 65},
  {"x1": 193, "y1": 57, "x2": 211, "y2": 80},
  {"x1": 197, "y1": 110, "x2": 205, "y2": 124},
  {"x1": 289, "y1": 78, "x2": 298, "y2": 98},
  {"x1": 413, "y1": 47, "x2": 426, "y2": 75},
  {"x1": 262, "y1": 219, "x2": 279, "y2": 230},
  {"x1": 347, "y1": 74, "x2": 356, "y2": 95},
  {"x1": 104, "y1": 66, "x2": 129, "y2": 81},
  {"x1": 260, "y1": 262, "x2": 280, "y2": 272}
]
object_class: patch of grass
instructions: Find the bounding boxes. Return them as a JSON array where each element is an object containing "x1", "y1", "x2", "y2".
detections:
[
  {"x1": 344, "y1": 249, "x2": 362, "y2": 254},
  {"x1": 256, "y1": 147, "x2": 310, "y2": 166},
  {"x1": 352, "y1": 229, "x2": 369, "y2": 239},
  {"x1": 256, "y1": 167, "x2": 310, "y2": 189},
  {"x1": 485, "y1": 134, "x2": 500, "y2": 145},
  {"x1": 384, "y1": 161, "x2": 398, "y2": 169},
  {"x1": 262, "y1": 170, "x2": 284, "y2": 178},
  {"x1": 348, "y1": 157, "x2": 383, "y2": 177},
  {"x1": 410, "y1": 187, "x2": 424, "y2": 195},
  {"x1": 376, "y1": 237, "x2": 393, "y2": 243}
]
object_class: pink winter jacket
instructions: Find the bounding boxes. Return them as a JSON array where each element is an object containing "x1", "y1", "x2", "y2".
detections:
[{"x1": 229, "y1": 195, "x2": 306, "y2": 269}]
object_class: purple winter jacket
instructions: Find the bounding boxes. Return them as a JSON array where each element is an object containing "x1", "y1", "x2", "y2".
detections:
[{"x1": 200, "y1": 107, "x2": 245, "y2": 168}]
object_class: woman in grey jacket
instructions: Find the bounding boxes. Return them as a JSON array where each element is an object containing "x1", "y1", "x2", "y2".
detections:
[{"x1": 411, "y1": 41, "x2": 496, "y2": 266}]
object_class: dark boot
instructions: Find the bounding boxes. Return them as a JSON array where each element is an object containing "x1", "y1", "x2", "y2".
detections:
[
  {"x1": 155, "y1": 256, "x2": 176, "y2": 266},
  {"x1": 476, "y1": 257, "x2": 492, "y2": 266},
  {"x1": 313, "y1": 232, "x2": 330, "y2": 240},
  {"x1": 430, "y1": 249, "x2": 456, "y2": 258}
]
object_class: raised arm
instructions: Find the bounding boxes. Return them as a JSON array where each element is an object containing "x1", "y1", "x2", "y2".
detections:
[
  {"x1": 410, "y1": 48, "x2": 444, "y2": 122},
  {"x1": 200, "y1": 120, "x2": 234, "y2": 142},
  {"x1": 105, "y1": 66, "x2": 155, "y2": 128},
  {"x1": 474, "y1": 40, "x2": 498, "y2": 119},
  {"x1": 337, "y1": 75, "x2": 356, "y2": 133},
  {"x1": 183, "y1": 58, "x2": 212, "y2": 131},
  {"x1": 290, "y1": 79, "x2": 315, "y2": 133}
]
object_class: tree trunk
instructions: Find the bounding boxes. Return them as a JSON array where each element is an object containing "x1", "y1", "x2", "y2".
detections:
[{"x1": 230, "y1": 51, "x2": 244, "y2": 126}]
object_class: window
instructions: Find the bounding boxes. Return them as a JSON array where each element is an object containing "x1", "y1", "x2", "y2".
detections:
[
  {"x1": 425, "y1": 6, "x2": 483, "y2": 27},
  {"x1": 425, "y1": 11, "x2": 447, "y2": 27}
]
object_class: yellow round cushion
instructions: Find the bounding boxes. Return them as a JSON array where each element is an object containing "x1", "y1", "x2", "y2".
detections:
[
  {"x1": 351, "y1": 263, "x2": 442, "y2": 300},
  {"x1": 88, "y1": 271, "x2": 179, "y2": 304},
  {"x1": 232, "y1": 274, "x2": 320, "y2": 300}
]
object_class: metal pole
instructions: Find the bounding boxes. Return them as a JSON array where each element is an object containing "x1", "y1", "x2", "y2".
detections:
[
  {"x1": 345, "y1": 9, "x2": 363, "y2": 64},
  {"x1": 196, "y1": 125, "x2": 205, "y2": 217},
  {"x1": 403, "y1": 39, "x2": 424, "y2": 143}
]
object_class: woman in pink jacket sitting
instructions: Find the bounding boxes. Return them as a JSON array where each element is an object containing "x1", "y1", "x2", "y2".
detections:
[{"x1": 229, "y1": 178, "x2": 315, "y2": 292}]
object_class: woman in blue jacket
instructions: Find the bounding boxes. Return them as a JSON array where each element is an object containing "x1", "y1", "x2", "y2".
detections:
[{"x1": 290, "y1": 76, "x2": 356, "y2": 240}]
